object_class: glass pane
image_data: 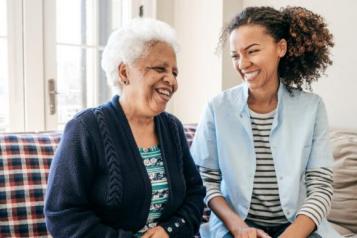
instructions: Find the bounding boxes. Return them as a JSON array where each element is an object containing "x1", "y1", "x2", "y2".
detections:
[
  {"x1": 56, "y1": 45, "x2": 86, "y2": 126},
  {"x1": 0, "y1": 0, "x2": 7, "y2": 36},
  {"x1": 55, "y1": 0, "x2": 121, "y2": 129},
  {"x1": 97, "y1": 49, "x2": 112, "y2": 104},
  {"x1": 0, "y1": 38, "x2": 9, "y2": 132},
  {"x1": 56, "y1": 0, "x2": 96, "y2": 45},
  {"x1": 111, "y1": 0, "x2": 123, "y2": 31},
  {"x1": 56, "y1": 0, "x2": 81, "y2": 44}
]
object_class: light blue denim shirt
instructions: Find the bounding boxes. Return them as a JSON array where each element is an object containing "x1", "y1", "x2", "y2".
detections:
[{"x1": 191, "y1": 82, "x2": 342, "y2": 238}]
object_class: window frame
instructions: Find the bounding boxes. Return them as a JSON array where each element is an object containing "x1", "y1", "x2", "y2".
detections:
[{"x1": 3, "y1": 0, "x2": 154, "y2": 132}]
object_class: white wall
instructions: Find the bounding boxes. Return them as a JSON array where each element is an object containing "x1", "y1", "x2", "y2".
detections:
[
  {"x1": 156, "y1": 0, "x2": 242, "y2": 123},
  {"x1": 222, "y1": 1, "x2": 243, "y2": 90},
  {"x1": 172, "y1": 0, "x2": 222, "y2": 123}
]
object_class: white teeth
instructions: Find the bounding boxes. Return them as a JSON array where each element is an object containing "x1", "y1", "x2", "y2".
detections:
[
  {"x1": 157, "y1": 88, "x2": 171, "y2": 97},
  {"x1": 244, "y1": 71, "x2": 259, "y2": 80}
]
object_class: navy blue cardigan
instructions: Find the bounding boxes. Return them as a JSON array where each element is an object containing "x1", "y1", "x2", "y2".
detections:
[{"x1": 44, "y1": 96, "x2": 205, "y2": 237}]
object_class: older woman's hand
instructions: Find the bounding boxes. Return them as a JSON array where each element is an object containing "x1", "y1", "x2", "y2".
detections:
[{"x1": 142, "y1": 226, "x2": 169, "y2": 238}]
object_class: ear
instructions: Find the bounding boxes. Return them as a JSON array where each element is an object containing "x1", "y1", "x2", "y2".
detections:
[
  {"x1": 118, "y1": 63, "x2": 129, "y2": 84},
  {"x1": 277, "y1": 39, "x2": 287, "y2": 58}
]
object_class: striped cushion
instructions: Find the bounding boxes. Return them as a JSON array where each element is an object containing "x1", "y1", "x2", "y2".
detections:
[{"x1": 0, "y1": 132, "x2": 60, "y2": 237}]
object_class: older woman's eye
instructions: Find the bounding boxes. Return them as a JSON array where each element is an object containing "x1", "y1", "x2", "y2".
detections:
[{"x1": 152, "y1": 67, "x2": 166, "y2": 73}]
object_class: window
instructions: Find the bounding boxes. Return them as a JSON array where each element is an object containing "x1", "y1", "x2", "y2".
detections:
[
  {"x1": 0, "y1": 0, "x2": 147, "y2": 132},
  {"x1": 53, "y1": 0, "x2": 123, "y2": 128}
]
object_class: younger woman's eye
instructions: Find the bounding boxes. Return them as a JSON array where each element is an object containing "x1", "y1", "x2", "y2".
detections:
[
  {"x1": 231, "y1": 54, "x2": 239, "y2": 60},
  {"x1": 248, "y1": 49, "x2": 259, "y2": 54}
]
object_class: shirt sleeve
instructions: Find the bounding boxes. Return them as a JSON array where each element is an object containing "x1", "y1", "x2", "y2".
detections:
[
  {"x1": 199, "y1": 166, "x2": 224, "y2": 204},
  {"x1": 190, "y1": 102, "x2": 220, "y2": 170},
  {"x1": 297, "y1": 167, "x2": 333, "y2": 226},
  {"x1": 307, "y1": 97, "x2": 334, "y2": 169}
]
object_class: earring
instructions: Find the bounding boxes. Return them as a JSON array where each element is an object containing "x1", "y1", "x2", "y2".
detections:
[{"x1": 123, "y1": 80, "x2": 128, "y2": 85}]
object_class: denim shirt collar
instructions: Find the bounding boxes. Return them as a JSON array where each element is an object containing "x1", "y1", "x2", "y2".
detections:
[{"x1": 237, "y1": 80, "x2": 286, "y2": 132}]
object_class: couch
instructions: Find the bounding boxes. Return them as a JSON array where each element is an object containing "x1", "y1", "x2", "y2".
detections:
[{"x1": 0, "y1": 125, "x2": 356, "y2": 237}]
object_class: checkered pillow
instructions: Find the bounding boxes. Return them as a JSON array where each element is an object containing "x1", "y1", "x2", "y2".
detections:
[
  {"x1": 183, "y1": 123, "x2": 197, "y2": 147},
  {"x1": 183, "y1": 124, "x2": 210, "y2": 238},
  {"x1": 0, "y1": 125, "x2": 204, "y2": 237},
  {"x1": 0, "y1": 132, "x2": 61, "y2": 237}
]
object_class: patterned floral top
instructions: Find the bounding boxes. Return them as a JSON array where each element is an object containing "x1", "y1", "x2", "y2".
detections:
[{"x1": 135, "y1": 145, "x2": 169, "y2": 237}]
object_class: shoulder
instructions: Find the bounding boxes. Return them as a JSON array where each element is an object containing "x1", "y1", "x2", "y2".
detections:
[
  {"x1": 285, "y1": 87, "x2": 323, "y2": 107},
  {"x1": 201, "y1": 84, "x2": 247, "y2": 116},
  {"x1": 281, "y1": 87, "x2": 326, "y2": 118},
  {"x1": 70, "y1": 107, "x2": 99, "y2": 129},
  {"x1": 72, "y1": 98, "x2": 118, "y2": 126},
  {"x1": 158, "y1": 112, "x2": 184, "y2": 130},
  {"x1": 63, "y1": 103, "x2": 113, "y2": 138},
  {"x1": 210, "y1": 84, "x2": 245, "y2": 105}
]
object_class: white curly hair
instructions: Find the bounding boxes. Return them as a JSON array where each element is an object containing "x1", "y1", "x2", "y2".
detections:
[{"x1": 101, "y1": 18, "x2": 179, "y2": 93}]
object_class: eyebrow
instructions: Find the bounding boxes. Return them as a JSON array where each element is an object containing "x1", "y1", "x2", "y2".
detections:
[{"x1": 231, "y1": 43, "x2": 260, "y2": 53}]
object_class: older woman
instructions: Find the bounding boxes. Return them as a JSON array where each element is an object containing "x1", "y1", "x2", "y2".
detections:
[{"x1": 44, "y1": 18, "x2": 205, "y2": 238}]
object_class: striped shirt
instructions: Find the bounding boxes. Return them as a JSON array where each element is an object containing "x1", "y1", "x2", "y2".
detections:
[
  {"x1": 199, "y1": 109, "x2": 333, "y2": 226},
  {"x1": 247, "y1": 109, "x2": 287, "y2": 225},
  {"x1": 135, "y1": 145, "x2": 169, "y2": 237}
]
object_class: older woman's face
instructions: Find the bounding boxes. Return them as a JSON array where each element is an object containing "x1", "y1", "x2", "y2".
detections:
[{"x1": 124, "y1": 42, "x2": 178, "y2": 116}]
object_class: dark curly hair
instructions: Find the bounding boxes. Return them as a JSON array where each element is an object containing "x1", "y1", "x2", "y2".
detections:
[{"x1": 220, "y1": 6, "x2": 334, "y2": 92}]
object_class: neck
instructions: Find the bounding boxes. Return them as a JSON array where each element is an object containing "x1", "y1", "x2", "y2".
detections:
[
  {"x1": 119, "y1": 95, "x2": 154, "y2": 126},
  {"x1": 248, "y1": 79, "x2": 279, "y2": 113}
]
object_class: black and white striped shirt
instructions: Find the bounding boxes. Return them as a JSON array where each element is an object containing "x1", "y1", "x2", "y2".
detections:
[
  {"x1": 247, "y1": 109, "x2": 286, "y2": 225},
  {"x1": 199, "y1": 109, "x2": 333, "y2": 226}
]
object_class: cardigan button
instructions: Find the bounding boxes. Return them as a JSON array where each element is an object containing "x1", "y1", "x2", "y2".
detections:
[
  {"x1": 181, "y1": 218, "x2": 185, "y2": 223},
  {"x1": 167, "y1": 227, "x2": 172, "y2": 232},
  {"x1": 175, "y1": 222, "x2": 179, "y2": 227}
]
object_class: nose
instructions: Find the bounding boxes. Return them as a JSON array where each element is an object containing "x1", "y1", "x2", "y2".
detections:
[
  {"x1": 164, "y1": 72, "x2": 177, "y2": 84},
  {"x1": 163, "y1": 72, "x2": 178, "y2": 90},
  {"x1": 238, "y1": 55, "x2": 251, "y2": 70}
]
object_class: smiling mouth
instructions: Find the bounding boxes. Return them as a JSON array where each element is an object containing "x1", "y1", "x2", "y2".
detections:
[
  {"x1": 156, "y1": 88, "x2": 173, "y2": 101},
  {"x1": 244, "y1": 71, "x2": 259, "y2": 81}
]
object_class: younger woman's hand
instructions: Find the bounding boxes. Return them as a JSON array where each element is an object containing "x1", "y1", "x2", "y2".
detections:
[
  {"x1": 232, "y1": 227, "x2": 271, "y2": 238},
  {"x1": 141, "y1": 226, "x2": 169, "y2": 238}
]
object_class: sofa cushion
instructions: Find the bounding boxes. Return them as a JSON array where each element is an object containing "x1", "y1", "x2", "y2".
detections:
[
  {"x1": 0, "y1": 132, "x2": 60, "y2": 237},
  {"x1": 328, "y1": 129, "x2": 357, "y2": 236}
]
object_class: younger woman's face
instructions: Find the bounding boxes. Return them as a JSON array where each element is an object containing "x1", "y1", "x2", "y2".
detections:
[{"x1": 229, "y1": 24, "x2": 287, "y2": 92}]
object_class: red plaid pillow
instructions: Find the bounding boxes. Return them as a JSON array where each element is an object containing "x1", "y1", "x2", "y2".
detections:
[
  {"x1": 0, "y1": 132, "x2": 60, "y2": 237},
  {"x1": 183, "y1": 123, "x2": 197, "y2": 147}
]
